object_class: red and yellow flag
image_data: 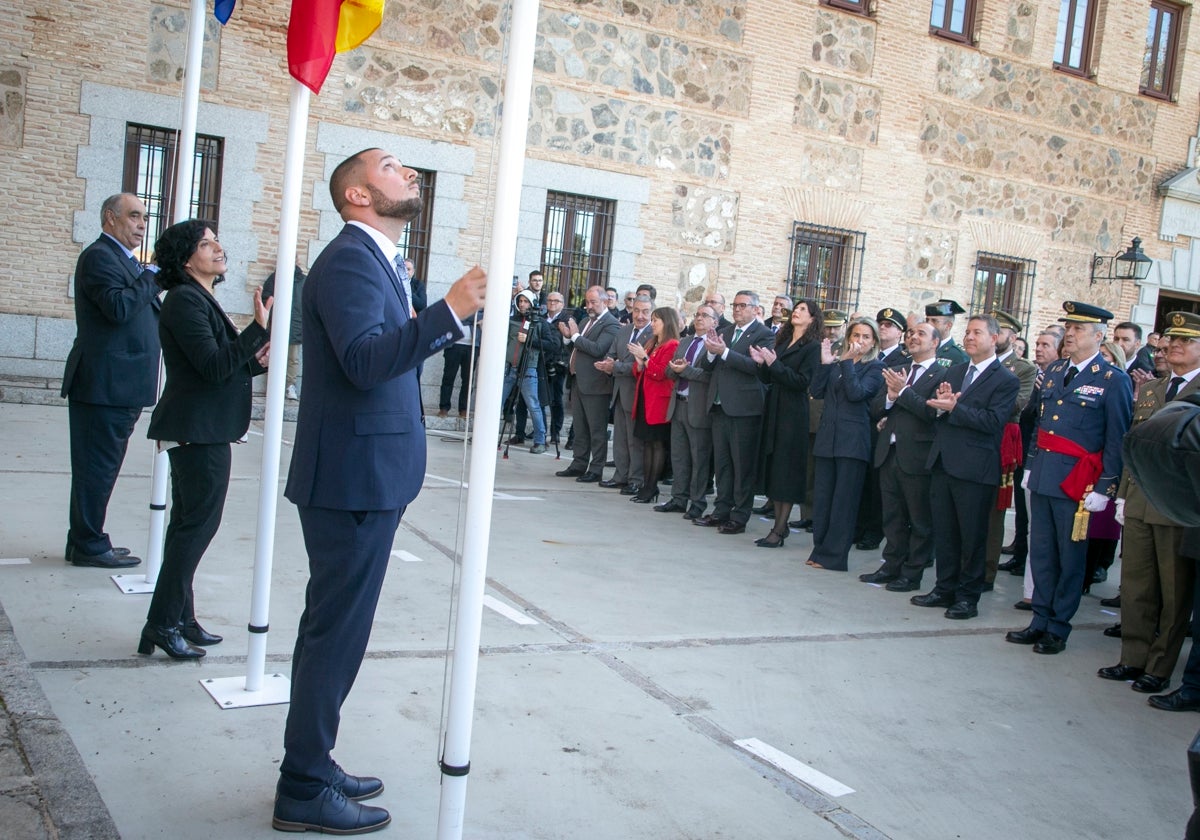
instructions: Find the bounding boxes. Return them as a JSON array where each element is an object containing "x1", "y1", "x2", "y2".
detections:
[{"x1": 288, "y1": 0, "x2": 384, "y2": 94}]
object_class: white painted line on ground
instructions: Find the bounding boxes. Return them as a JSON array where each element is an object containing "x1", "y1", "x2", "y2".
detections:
[
  {"x1": 0, "y1": 558, "x2": 31, "y2": 565},
  {"x1": 1100, "y1": 609, "x2": 1117, "y2": 616},
  {"x1": 425, "y1": 473, "x2": 466, "y2": 487},
  {"x1": 493, "y1": 492, "x2": 543, "y2": 501},
  {"x1": 734, "y1": 737, "x2": 855, "y2": 797},
  {"x1": 390, "y1": 550, "x2": 423, "y2": 563},
  {"x1": 482, "y1": 595, "x2": 539, "y2": 625}
]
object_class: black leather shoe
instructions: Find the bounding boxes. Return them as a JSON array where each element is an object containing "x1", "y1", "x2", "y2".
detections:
[
  {"x1": 1103, "y1": 623, "x2": 1122, "y2": 638},
  {"x1": 1013, "y1": 600, "x2": 1033, "y2": 611},
  {"x1": 1005, "y1": 625, "x2": 1045, "y2": 645},
  {"x1": 1100, "y1": 594, "x2": 1122, "y2": 608},
  {"x1": 1006, "y1": 562, "x2": 1026, "y2": 576},
  {"x1": 66, "y1": 544, "x2": 133, "y2": 563},
  {"x1": 505, "y1": 435, "x2": 526, "y2": 445},
  {"x1": 598, "y1": 478, "x2": 626, "y2": 489},
  {"x1": 619, "y1": 483, "x2": 642, "y2": 496},
  {"x1": 654, "y1": 500, "x2": 686, "y2": 513},
  {"x1": 575, "y1": 472, "x2": 601, "y2": 483},
  {"x1": 137, "y1": 624, "x2": 205, "y2": 659},
  {"x1": 788, "y1": 519, "x2": 813, "y2": 530},
  {"x1": 71, "y1": 549, "x2": 141, "y2": 568},
  {"x1": 859, "y1": 570, "x2": 897, "y2": 584},
  {"x1": 751, "y1": 503, "x2": 773, "y2": 515},
  {"x1": 885, "y1": 577, "x2": 921, "y2": 592},
  {"x1": 180, "y1": 620, "x2": 222, "y2": 646},
  {"x1": 1132, "y1": 674, "x2": 1170, "y2": 694},
  {"x1": 1148, "y1": 687, "x2": 1200, "y2": 712},
  {"x1": 1098, "y1": 664, "x2": 1144, "y2": 682},
  {"x1": 693, "y1": 515, "x2": 728, "y2": 527},
  {"x1": 945, "y1": 601, "x2": 978, "y2": 620},
  {"x1": 555, "y1": 467, "x2": 584, "y2": 478},
  {"x1": 716, "y1": 521, "x2": 746, "y2": 535},
  {"x1": 911, "y1": 591, "x2": 955, "y2": 608},
  {"x1": 855, "y1": 537, "x2": 882, "y2": 551},
  {"x1": 1033, "y1": 633, "x2": 1066, "y2": 654},
  {"x1": 273, "y1": 784, "x2": 390, "y2": 834},
  {"x1": 1091, "y1": 567, "x2": 1108, "y2": 584},
  {"x1": 997, "y1": 558, "x2": 1022, "y2": 572},
  {"x1": 682, "y1": 509, "x2": 703, "y2": 521},
  {"x1": 331, "y1": 765, "x2": 384, "y2": 802},
  {"x1": 1000, "y1": 542, "x2": 1017, "y2": 556}
]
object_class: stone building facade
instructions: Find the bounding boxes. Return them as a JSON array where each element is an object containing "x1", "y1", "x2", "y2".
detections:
[{"x1": 1, "y1": 0, "x2": 1199, "y2": 397}]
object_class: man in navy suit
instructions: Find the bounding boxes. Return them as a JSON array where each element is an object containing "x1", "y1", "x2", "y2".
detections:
[
  {"x1": 273, "y1": 148, "x2": 487, "y2": 835},
  {"x1": 62, "y1": 193, "x2": 161, "y2": 568},
  {"x1": 911, "y1": 314, "x2": 1019, "y2": 620},
  {"x1": 1007, "y1": 301, "x2": 1132, "y2": 654}
]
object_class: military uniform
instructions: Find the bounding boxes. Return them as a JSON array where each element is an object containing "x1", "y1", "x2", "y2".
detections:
[{"x1": 927, "y1": 299, "x2": 968, "y2": 367}]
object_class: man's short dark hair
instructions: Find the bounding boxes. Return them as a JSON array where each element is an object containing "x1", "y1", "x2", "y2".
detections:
[
  {"x1": 529, "y1": 270, "x2": 543, "y2": 281},
  {"x1": 968, "y1": 313, "x2": 1000, "y2": 336},
  {"x1": 635, "y1": 283, "x2": 657, "y2": 300},
  {"x1": 1115, "y1": 321, "x2": 1143, "y2": 340},
  {"x1": 329, "y1": 148, "x2": 379, "y2": 213}
]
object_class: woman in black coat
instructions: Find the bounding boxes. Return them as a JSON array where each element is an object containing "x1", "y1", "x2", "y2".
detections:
[
  {"x1": 138, "y1": 220, "x2": 271, "y2": 660},
  {"x1": 749, "y1": 299, "x2": 822, "y2": 548},
  {"x1": 806, "y1": 316, "x2": 883, "y2": 571}
]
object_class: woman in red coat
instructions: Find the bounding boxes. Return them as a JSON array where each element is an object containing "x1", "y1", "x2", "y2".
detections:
[{"x1": 629, "y1": 306, "x2": 681, "y2": 503}]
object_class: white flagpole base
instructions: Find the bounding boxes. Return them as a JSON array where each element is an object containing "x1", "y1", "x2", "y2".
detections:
[
  {"x1": 110, "y1": 573, "x2": 156, "y2": 594},
  {"x1": 200, "y1": 673, "x2": 291, "y2": 709}
]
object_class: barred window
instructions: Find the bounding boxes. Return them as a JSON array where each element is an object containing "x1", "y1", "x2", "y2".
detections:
[
  {"x1": 122, "y1": 124, "x2": 223, "y2": 262},
  {"x1": 786, "y1": 222, "x2": 866, "y2": 313},
  {"x1": 397, "y1": 167, "x2": 436, "y2": 282},
  {"x1": 970, "y1": 252, "x2": 1037, "y2": 333},
  {"x1": 541, "y1": 191, "x2": 615, "y2": 310}
]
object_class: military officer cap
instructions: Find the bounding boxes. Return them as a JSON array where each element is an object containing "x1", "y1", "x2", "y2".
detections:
[
  {"x1": 823, "y1": 309, "x2": 848, "y2": 327},
  {"x1": 993, "y1": 310, "x2": 1023, "y2": 333},
  {"x1": 876, "y1": 308, "x2": 907, "y2": 331},
  {"x1": 925, "y1": 299, "x2": 965, "y2": 317},
  {"x1": 1162, "y1": 310, "x2": 1200, "y2": 339},
  {"x1": 1058, "y1": 301, "x2": 1114, "y2": 324}
]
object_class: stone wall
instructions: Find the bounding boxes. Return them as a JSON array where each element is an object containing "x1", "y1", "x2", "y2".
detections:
[{"x1": 0, "y1": 66, "x2": 24, "y2": 148}]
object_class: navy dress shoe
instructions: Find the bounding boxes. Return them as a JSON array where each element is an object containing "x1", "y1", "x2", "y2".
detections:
[
  {"x1": 331, "y1": 764, "x2": 384, "y2": 802},
  {"x1": 1148, "y1": 687, "x2": 1200, "y2": 712},
  {"x1": 273, "y1": 785, "x2": 390, "y2": 834},
  {"x1": 1032, "y1": 632, "x2": 1066, "y2": 654},
  {"x1": 71, "y1": 549, "x2": 141, "y2": 568}
]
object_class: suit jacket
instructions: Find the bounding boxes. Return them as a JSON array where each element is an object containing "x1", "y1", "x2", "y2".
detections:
[
  {"x1": 811, "y1": 358, "x2": 884, "y2": 461},
  {"x1": 699, "y1": 320, "x2": 774, "y2": 416},
  {"x1": 1027, "y1": 356, "x2": 1133, "y2": 500},
  {"x1": 872, "y1": 360, "x2": 947, "y2": 473},
  {"x1": 1118, "y1": 373, "x2": 1200, "y2": 525},
  {"x1": 1127, "y1": 345, "x2": 1156, "y2": 377},
  {"x1": 570, "y1": 311, "x2": 621, "y2": 396},
  {"x1": 926, "y1": 359, "x2": 1020, "y2": 485},
  {"x1": 878, "y1": 344, "x2": 911, "y2": 370},
  {"x1": 62, "y1": 234, "x2": 161, "y2": 407},
  {"x1": 285, "y1": 224, "x2": 461, "y2": 511},
  {"x1": 634, "y1": 340, "x2": 680, "y2": 424},
  {"x1": 609, "y1": 321, "x2": 653, "y2": 407},
  {"x1": 666, "y1": 335, "x2": 713, "y2": 429},
  {"x1": 146, "y1": 281, "x2": 268, "y2": 443}
]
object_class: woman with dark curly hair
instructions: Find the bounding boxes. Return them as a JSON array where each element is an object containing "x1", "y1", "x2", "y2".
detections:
[
  {"x1": 748, "y1": 299, "x2": 822, "y2": 547},
  {"x1": 137, "y1": 220, "x2": 272, "y2": 659}
]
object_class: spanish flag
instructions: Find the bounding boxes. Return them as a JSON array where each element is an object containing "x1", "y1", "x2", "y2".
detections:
[{"x1": 288, "y1": 0, "x2": 385, "y2": 94}]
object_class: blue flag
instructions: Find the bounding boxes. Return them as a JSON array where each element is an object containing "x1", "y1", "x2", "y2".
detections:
[{"x1": 214, "y1": 0, "x2": 236, "y2": 24}]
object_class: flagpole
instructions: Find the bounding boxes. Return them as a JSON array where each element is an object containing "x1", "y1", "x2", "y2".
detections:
[
  {"x1": 201, "y1": 78, "x2": 308, "y2": 708},
  {"x1": 115, "y1": 0, "x2": 206, "y2": 595},
  {"x1": 436, "y1": 0, "x2": 539, "y2": 834}
]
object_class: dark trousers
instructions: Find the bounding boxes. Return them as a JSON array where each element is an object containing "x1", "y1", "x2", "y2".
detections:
[
  {"x1": 438, "y1": 343, "x2": 475, "y2": 412},
  {"x1": 1029, "y1": 492, "x2": 1088, "y2": 639},
  {"x1": 611, "y1": 391, "x2": 642, "y2": 484},
  {"x1": 710, "y1": 408, "x2": 760, "y2": 525},
  {"x1": 146, "y1": 443, "x2": 231, "y2": 627},
  {"x1": 855, "y1": 458, "x2": 883, "y2": 542},
  {"x1": 280, "y1": 505, "x2": 404, "y2": 798},
  {"x1": 67, "y1": 400, "x2": 141, "y2": 556},
  {"x1": 668, "y1": 400, "x2": 712, "y2": 515},
  {"x1": 1179, "y1": 553, "x2": 1200, "y2": 691},
  {"x1": 569, "y1": 391, "x2": 610, "y2": 474},
  {"x1": 930, "y1": 467, "x2": 996, "y2": 604},
  {"x1": 877, "y1": 450, "x2": 934, "y2": 583},
  {"x1": 809, "y1": 456, "x2": 867, "y2": 571}
]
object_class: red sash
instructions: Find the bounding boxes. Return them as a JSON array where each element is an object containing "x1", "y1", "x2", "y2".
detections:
[
  {"x1": 1035, "y1": 429, "x2": 1102, "y2": 501},
  {"x1": 995, "y1": 423, "x2": 1023, "y2": 509}
]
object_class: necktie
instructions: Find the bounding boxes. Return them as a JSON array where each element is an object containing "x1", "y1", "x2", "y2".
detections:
[
  {"x1": 129, "y1": 254, "x2": 143, "y2": 272},
  {"x1": 569, "y1": 317, "x2": 595, "y2": 375},
  {"x1": 1166, "y1": 376, "x2": 1186, "y2": 402},
  {"x1": 677, "y1": 338, "x2": 703, "y2": 394},
  {"x1": 731, "y1": 327, "x2": 743, "y2": 345},
  {"x1": 631, "y1": 326, "x2": 643, "y2": 345},
  {"x1": 905, "y1": 365, "x2": 920, "y2": 387},
  {"x1": 1064, "y1": 366, "x2": 1077, "y2": 389},
  {"x1": 962, "y1": 365, "x2": 977, "y2": 391},
  {"x1": 392, "y1": 256, "x2": 412, "y2": 317}
]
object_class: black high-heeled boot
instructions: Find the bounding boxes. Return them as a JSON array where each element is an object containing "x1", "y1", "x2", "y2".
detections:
[
  {"x1": 180, "y1": 619, "x2": 223, "y2": 646},
  {"x1": 137, "y1": 623, "x2": 205, "y2": 659}
]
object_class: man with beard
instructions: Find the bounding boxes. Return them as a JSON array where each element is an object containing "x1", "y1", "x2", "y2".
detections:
[
  {"x1": 926, "y1": 299, "x2": 969, "y2": 366},
  {"x1": 275, "y1": 148, "x2": 487, "y2": 834}
]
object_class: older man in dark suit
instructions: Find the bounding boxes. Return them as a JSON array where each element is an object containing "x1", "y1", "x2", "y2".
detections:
[
  {"x1": 597, "y1": 294, "x2": 653, "y2": 493},
  {"x1": 860, "y1": 320, "x2": 947, "y2": 591},
  {"x1": 555, "y1": 285, "x2": 621, "y2": 481},
  {"x1": 62, "y1": 193, "x2": 161, "y2": 569},
  {"x1": 695, "y1": 290, "x2": 774, "y2": 534},
  {"x1": 274, "y1": 148, "x2": 487, "y2": 835},
  {"x1": 911, "y1": 314, "x2": 1019, "y2": 620},
  {"x1": 659, "y1": 304, "x2": 718, "y2": 519}
]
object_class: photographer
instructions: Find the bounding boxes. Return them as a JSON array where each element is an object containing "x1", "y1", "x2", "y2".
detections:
[{"x1": 502, "y1": 290, "x2": 555, "y2": 453}]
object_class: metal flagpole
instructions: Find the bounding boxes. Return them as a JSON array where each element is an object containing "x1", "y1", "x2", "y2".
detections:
[
  {"x1": 201, "y1": 78, "x2": 309, "y2": 708},
  {"x1": 436, "y1": 0, "x2": 539, "y2": 834},
  {"x1": 113, "y1": 0, "x2": 206, "y2": 595}
]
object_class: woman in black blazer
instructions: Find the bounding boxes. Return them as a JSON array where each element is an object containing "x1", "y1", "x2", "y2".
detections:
[
  {"x1": 807, "y1": 316, "x2": 883, "y2": 571},
  {"x1": 138, "y1": 220, "x2": 271, "y2": 659},
  {"x1": 749, "y1": 299, "x2": 822, "y2": 547}
]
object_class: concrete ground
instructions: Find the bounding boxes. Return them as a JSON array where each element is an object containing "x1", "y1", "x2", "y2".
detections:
[{"x1": 0, "y1": 401, "x2": 1196, "y2": 840}]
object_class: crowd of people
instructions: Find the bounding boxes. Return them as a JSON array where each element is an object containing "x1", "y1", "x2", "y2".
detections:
[{"x1": 500, "y1": 280, "x2": 1200, "y2": 711}]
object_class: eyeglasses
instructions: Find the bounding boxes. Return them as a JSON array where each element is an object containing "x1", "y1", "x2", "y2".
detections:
[
  {"x1": 704, "y1": 299, "x2": 721, "y2": 306},
  {"x1": 731, "y1": 302, "x2": 752, "y2": 309}
]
